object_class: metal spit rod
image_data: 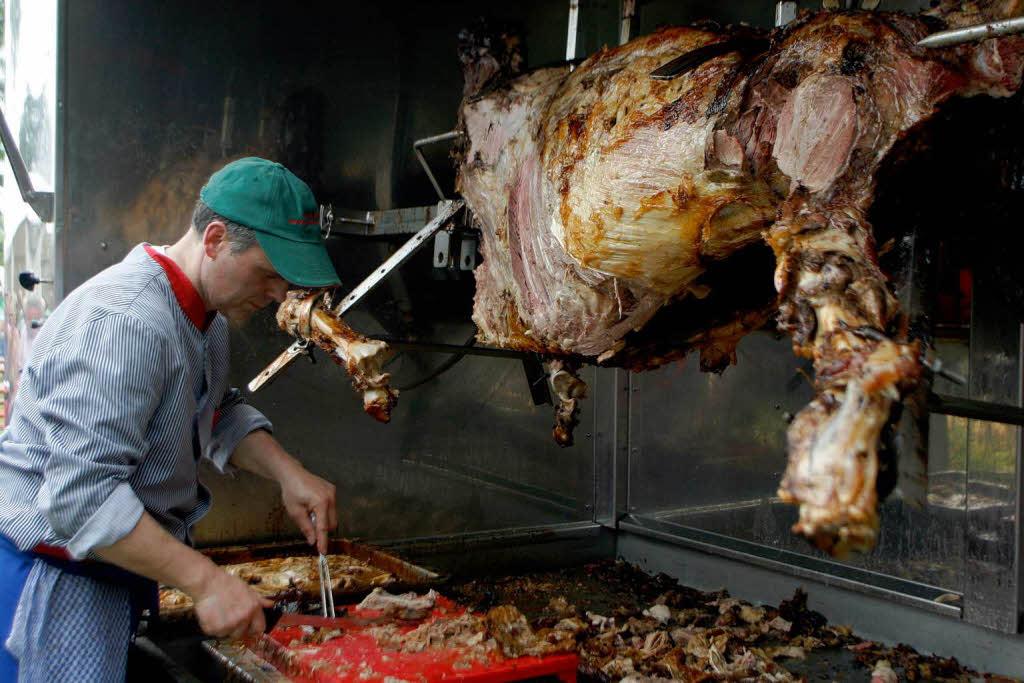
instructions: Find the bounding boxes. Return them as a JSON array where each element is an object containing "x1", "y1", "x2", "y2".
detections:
[{"x1": 917, "y1": 16, "x2": 1024, "y2": 48}]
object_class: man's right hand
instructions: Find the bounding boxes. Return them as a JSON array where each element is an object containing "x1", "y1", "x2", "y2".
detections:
[
  {"x1": 92, "y1": 512, "x2": 274, "y2": 639},
  {"x1": 189, "y1": 568, "x2": 274, "y2": 639}
]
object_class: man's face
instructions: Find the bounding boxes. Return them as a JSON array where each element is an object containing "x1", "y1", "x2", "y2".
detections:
[{"x1": 202, "y1": 225, "x2": 290, "y2": 323}]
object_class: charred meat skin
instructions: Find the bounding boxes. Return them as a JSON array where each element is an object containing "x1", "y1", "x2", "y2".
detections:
[{"x1": 456, "y1": 5, "x2": 1024, "y2": 554}]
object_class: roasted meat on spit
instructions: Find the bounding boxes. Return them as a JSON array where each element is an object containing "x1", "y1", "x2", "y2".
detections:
[
  {"x1": 452, "y1": 2, "x2": 1024, "y2": 555},
  {"x1": 273, "y1": 2, "x2": 1023, "y2": 556}
]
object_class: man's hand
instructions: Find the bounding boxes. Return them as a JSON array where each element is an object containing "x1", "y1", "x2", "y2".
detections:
[
  {"x1": 280, "y1": 465, "x2": 337, "y2": 553},
  {"x1": 94, "y1": 512, "x2": 273, "y2": 639},
  {"x1": 230, "y1": 429, "x2": 338, "y2": 553},
  {"x1": 189, "y1": 568, "x2": 274, "y2": 639}
]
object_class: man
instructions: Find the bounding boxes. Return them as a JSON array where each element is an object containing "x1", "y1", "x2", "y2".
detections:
[{"x1": 0, "y1": 157, "x2": 340, "y2": 681}]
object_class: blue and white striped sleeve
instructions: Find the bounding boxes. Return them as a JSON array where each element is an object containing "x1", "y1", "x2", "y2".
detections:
[
  {"x1": 204, "y1": 388, "x2": 272, "y2": 474},
  {"x1": 33, "y1": 314, "x2": 166, "y2": 559}
]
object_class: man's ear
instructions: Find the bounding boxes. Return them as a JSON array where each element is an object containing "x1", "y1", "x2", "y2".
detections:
[{"x1": 202, "y1": 221, "x2": 228, "y2": 260}]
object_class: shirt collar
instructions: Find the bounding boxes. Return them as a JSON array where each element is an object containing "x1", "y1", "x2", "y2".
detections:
[{"x1": 144, "y1": 244, "x2": 216, "y2": 331}]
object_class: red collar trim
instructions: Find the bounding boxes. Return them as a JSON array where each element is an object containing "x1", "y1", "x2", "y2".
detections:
[{"x1": 144, "y1": 245, "x2": 215, "y2": 331}]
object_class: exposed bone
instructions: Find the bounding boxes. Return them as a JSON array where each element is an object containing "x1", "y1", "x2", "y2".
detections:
[
  {"x1": 548, "y1": 359, "x2": 587, "y2": 447},
  {"x1": 276, "y1": 290, "x2": 398, "y2": 423}
]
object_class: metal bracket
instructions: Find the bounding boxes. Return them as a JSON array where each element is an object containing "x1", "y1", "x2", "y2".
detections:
[
  {"x1": 413, "y1": 131, "x2": 462, "y2": 201},
  {"x1": 0, "y1": 106, "x2": 54, "y2": 223},
  {"x1": 321, "y1": 204, "x2": 448, "y2": 238},
  {"x1": 775, "y1": 2, "x2": 797, "y2": 27},
  {"x1": 433, "y1": 230, "x2": 452, "y2": 269},
  {"x1": 458, "y1": 235, "x2": 478, "y2": 271},
  {"x1": 248, "y1": 199, "x2": 465, "y2": 393},
  {"x1": 432, "y1": 227, "x2": 478, "y2": 271}
]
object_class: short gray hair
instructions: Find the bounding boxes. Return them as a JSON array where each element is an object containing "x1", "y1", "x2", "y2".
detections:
[{"x1": 191, "y1": 200, "x2": 259, "y2": 253}]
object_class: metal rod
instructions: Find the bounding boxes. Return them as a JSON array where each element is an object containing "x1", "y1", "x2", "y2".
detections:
[
  {"x1": 376, "y1": 336, "x2": 536, "y2": 360},
  {"x1": 1016, "y1": 323, "x2": 1024, "y2": 631},
  {"x1": 566, "y1": 0, "x2": 580, "y2": 62},
  {"x1": 412, "y1": 130, "x2": 462, "y2": 201},
  {"x1": 331, "y1": 199, "x2": 464, "y2": 316},
  {"x1": 619, "y1": 0, "x2": 635, "y2": 46},
  {"x1": 917, "y1": 16, "x2": 1024, "y2": 48},
  {"x1": 412, "y1": 131, "x2": 462, "y2": 147},
  {"x1": 0, "y1": 106, "x2": 54, "y2": 223},
  {"x1": 928, "y1": 392, "x2": 1024, "y2": 426}
]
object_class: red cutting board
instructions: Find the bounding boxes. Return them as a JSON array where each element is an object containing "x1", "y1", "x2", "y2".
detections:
[{"x1": 258, "y1": 596, "x2": 577, "y2": 682}]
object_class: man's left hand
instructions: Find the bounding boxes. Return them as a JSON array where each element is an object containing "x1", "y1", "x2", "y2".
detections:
[
  {"x1": 279, "y1": 466, "x2": 338, "y2": 554},
  {"x1": 230, "y1": 430, "x2": 339, "y2": 554}
]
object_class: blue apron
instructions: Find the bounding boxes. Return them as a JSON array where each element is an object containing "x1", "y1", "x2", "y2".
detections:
[
  {"x1": 0, "y1": 534, "x2": 157, "y2": 681},
  {"x1": 0, "y1": 536, "x2": 34, "y2": 680}
]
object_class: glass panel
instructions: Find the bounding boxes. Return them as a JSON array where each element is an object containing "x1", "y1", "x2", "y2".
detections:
[
  {"x1": 1, "y1": 0, "x2": 58, "y2": 418},
  {"x1": 630, "y1": 330, "x2": 969, "y2": 592}
]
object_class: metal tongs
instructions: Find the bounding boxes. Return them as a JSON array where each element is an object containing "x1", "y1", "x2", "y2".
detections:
[{"x1": 311, "y1": 512, "x2": 335, "y2": 618}]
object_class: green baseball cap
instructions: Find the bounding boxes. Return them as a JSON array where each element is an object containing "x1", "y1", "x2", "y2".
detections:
[{"x1": 200, "y1": 157, "x2": 340, "y2": 287}]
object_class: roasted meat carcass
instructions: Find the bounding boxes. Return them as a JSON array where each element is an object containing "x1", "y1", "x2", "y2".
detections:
[{"x1": 452, "y1": 3, "x2": 1024, "y2": 555}]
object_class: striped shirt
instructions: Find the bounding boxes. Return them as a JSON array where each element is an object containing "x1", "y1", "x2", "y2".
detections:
[{"x1": 0, "y1": 243, "x2": 271, "y2": 559}]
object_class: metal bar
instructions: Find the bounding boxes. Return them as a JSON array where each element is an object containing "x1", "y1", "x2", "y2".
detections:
[
  {"x1": 331, "y1": 199, "x2": 463, "y2": 316},
  {"x1": 928, "y1": 392, "x2": 1024, "y2": 427},
  {"x1": 55, "y1": 0, "x2": 69, "y2": 303},
  {"x1": 619, "y1": 0, "x2": 635, "y2": 46},
  {"x1": 0, "y1": 106, "x2": 55, "y2": 223},
  {"x1": 380, "y1": 521, "x2": 603, "y2": 555},
  {"x1": 413, "y1": 130, "x2": 461, "y2": 201},
  {"x1": 566, "y1": 0, "x2": 580, "y2": 62},
  {"x1": 1017, "y1": 323, "x2": 1024, "y2": 632},
  {"x1": 619, "y1": 516, "x2": 962, "y2": 618},
  {"x1": 593, "y1": 368, "x2": 630, "y2": 528},
  {"x1": 247, "y1": 339, "x2": 309, "y2": 393},
  {"x1": 323, "y1": 205, "x2": 443, "y2": 238},
  {"x1": 917, "y1": 16, "x2": 1024, "y2": 48},
  {"x1": 373, "y1": 336, "x2": 531, "y2": 360},
  {"x1": 413, "y1": 131, "x2": 462, "y2": 147}
]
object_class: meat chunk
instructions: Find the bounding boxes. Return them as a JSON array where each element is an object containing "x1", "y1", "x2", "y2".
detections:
[{"x1": 356, "y1": 588, "x2": 439, "y2": 620}]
